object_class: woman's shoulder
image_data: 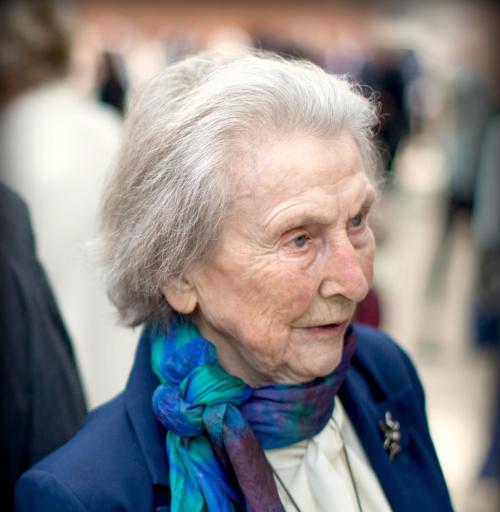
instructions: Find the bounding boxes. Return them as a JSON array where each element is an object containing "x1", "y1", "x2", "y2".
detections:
[{"x1": 15, "y1": 393, "x2": 154, "y2": 511}]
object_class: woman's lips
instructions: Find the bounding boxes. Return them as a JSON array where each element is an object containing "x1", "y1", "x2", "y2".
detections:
[{"x1": 302, "y1": 320, "x2": 349, "y2": 336}]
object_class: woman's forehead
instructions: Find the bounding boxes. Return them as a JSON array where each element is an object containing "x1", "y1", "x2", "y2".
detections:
[{"x1": 227, "y1": 133, "x2": 367, "y2": 211}]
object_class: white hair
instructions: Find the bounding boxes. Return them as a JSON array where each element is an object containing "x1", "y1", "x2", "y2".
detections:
[{"x1": 99, "y1": 49, "x2": 381, "y2": 327}]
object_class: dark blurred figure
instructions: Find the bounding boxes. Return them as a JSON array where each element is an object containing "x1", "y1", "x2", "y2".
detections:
[
  {"x1": 96, "y1": 50, "x2": 128, "y2": 115},
  {"x1": 253, "y1": 32, "x2": 320, "y2": 64},
  {"x1": 0, "y1": 0, "x2": 130, "y2": 407},
  {"x1": 473, "y1": 108, "x2": 500, "y2": 505},
  {"x1": 472, "y1": 112, "x2": 500, "y2": 349},
  {"x1": 0, "y1": 184, "x2": 86, "y2": 511},
  {"x1": 425, "y1": 67, "x2": 493, "y2": 302},
  {"x1": 359, "y1": 48, "x2": 413, "y2": 178}
]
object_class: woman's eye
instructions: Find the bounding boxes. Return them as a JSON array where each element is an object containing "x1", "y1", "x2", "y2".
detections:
[
  {"x1": 289, "y1": 234, "x2": 308, "y2": 249},
  {"x1": 350, "y1": 213, "x2": 364, "y2": 228}
]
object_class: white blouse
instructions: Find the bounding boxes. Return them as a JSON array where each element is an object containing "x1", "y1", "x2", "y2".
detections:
[{"x1": 265, "y1": 397, "x2": 393, "y2": 512}]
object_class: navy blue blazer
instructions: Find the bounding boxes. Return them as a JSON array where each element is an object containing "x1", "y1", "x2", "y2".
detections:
[{"x1": 15, "y1": 325, "x2": 454, "y2": 511}]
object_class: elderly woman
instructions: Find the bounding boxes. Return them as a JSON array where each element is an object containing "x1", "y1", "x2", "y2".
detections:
[{"x1": 16, "y1": 51, "x2": 453, "y2": 512}]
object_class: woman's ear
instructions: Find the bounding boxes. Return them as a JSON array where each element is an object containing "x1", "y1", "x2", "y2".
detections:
[{"x1": 161, "y1": 276, "x2": 198, "y2": 314}]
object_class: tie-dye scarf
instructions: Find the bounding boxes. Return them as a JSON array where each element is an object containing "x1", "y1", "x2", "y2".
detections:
[{"x1": 150, "y1": 318, "x2": 356, "y2": 512}]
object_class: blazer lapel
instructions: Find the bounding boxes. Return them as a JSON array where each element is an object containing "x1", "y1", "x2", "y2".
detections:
[
  {"x1": 124, "y1": 328, "x2": 171, "y2": 507},
  {"x1": 340, "y1": 364, "x2": 418, "y2": 512}
]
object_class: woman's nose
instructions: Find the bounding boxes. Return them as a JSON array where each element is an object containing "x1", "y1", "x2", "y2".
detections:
[{"x1": 318, "y1": 238, "x2": 372, "y2": 303}]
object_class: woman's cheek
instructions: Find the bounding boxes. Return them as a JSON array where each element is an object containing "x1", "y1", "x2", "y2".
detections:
[{"x1": 278, "y1": 269, "x2": 318, "y2": 318}]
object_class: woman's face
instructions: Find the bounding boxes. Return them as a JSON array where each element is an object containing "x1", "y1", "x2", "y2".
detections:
[{"x1": 186, "y1": 133, "x2": 376, "y2": 386}]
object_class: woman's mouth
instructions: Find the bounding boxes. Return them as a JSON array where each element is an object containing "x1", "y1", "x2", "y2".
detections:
[{"x1": 303, "y1": 320, "x2": 348, "y2": 336}]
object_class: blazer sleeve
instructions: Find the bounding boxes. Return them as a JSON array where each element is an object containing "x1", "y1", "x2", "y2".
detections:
[{"x1": 15, "y1": 470, "x2": 88, "y2": 512}]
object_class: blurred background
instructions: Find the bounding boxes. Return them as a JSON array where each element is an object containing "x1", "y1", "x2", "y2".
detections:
[{"x1": 1, "y1": 1, "x2": 499, "y2": 511}]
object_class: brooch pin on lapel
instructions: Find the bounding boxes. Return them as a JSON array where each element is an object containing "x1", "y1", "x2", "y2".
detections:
[{"x1": 379, "y1": 411, "x2": 401, "y2": 461}]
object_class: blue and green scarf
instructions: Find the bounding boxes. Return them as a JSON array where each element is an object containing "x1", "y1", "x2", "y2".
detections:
[{"x1": 150, "y1": 318, "x2": 356, "y2": 512}]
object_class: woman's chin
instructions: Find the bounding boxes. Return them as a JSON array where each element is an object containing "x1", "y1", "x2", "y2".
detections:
[{"x1": 283, "y1": 354, "x2": 344, "y2": 384}]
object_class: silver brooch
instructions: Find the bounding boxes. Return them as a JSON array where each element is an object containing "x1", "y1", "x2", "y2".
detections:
[{"x1": 379, "y1": 411, "x2": 401, "y2": 460}]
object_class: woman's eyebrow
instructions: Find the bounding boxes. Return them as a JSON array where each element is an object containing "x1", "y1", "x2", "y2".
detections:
[
  {"x1": 281, "y1": 216, "x2": 328, "y2": 233},
  {"x1": 357, "y1": 190, "x2": 377, "y2": 211},
  {"x1": 263, "y1": 184, "x2": 377, "y2": 234},
  {"x1": 262, "y1": 206, "x2": 332, "y2": 233}
]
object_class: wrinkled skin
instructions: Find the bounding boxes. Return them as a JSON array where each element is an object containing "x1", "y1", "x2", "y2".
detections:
[{"x1": 173, "y1": 133, "x2": 376, "y2": 387}]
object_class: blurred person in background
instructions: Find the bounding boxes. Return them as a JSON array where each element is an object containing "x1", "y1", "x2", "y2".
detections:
[
  {"x1": 424, "y1": 60, "x2": 493, "y2": 305},
  {"x1": 0, "y1": 183, "x2": 86, "y2": 511},
  {"x1": 95, "y1": 49, "x2": 128, "y2": 115},
  {"x1": 0, "y1": 0, "x2": 137, "y2": 408},
  {"x1": 471, "y1": 97, "x2": 500, "y2": 511},
  {"x1": 16, "y1": 50, "x2": 452, "y2": 512},
  {"x1": 358, "y1": 48, "x2": 413, "y2": 181}
]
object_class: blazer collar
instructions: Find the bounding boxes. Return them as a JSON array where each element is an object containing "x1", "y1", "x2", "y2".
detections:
[
  {"x1": 124, "y1": 328, "x2": 170, "y2": 488},
  {"x1": 339, "y1": 333, "x2": 419, "y2": 512}
]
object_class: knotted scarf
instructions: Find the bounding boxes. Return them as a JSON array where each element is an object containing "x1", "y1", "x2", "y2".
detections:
[{"x1": 150, "y1": 318, "x2": 356, "y2": 512}]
